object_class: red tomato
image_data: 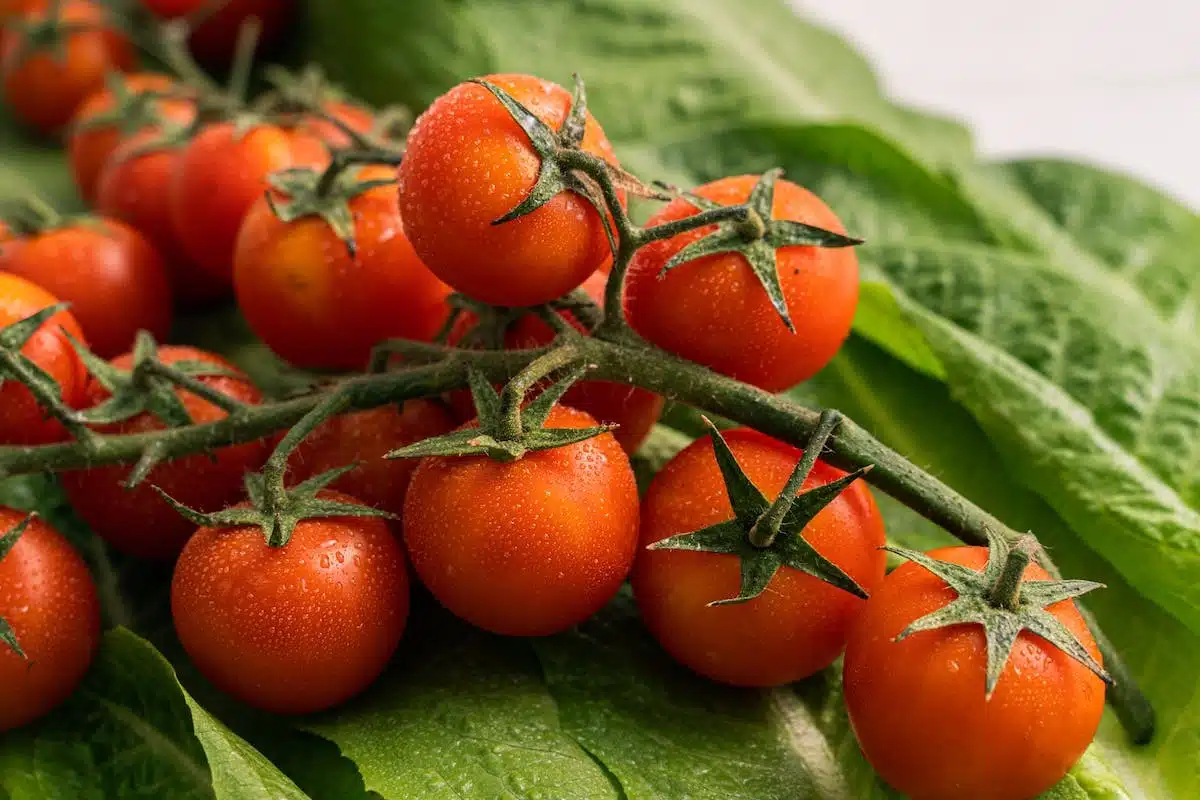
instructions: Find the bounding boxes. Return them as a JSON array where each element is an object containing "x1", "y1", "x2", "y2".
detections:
[
  {"x1": 171, "y1": 490, "x2": 409, "y2": 714},
  {"x1": 398, "y1": 73, "x2": 621, "y2": 307},
  {"x1": 1, "y1": 218, "x2": 172, "y2": 357},
  {"x1": 0, "y1": 508, "x2": 100, "y2": 731},
  {"x1": 97, "y1": 129, "x2": 230, "y2": 305},
  {"x1": 404, "y1": 405, "x2": 640, "y2": 636},
  {"x1": 0, "y1": 273, "x2": 88, "y2": 445},
  {"x1": 632, "y1": 428, "x2": 886, "y2": 686},
  {"x1": 62, "y1": 346, "x2": 268, "y2": 560},
  {"x1": 294, "y1": 99, "x2": 375, "y2": 148},
  {"x1": 171, "y1": 121, "x2": 328, "y2": 286},
  {"x1": 625, "y1": 174, "x2": 859, "y2": 392},
  {"x1": 234, "y1": 164, "x2": 452, "y2": 370},
  {"x1": 0, "y1": 0, "x2": 44, "y2": 22},
  {"x1": 289, "y1": 400, "x2": 456, "y2": 518},
  {"x1": 140, "y1": 0, "x2": 290, "y2": 67},
  {"x1": 843, "y1": 547, "x2": 1106, "y2": 800},
  {"x1": 0, "y1": 1, "x2": 135, "y2": 135}
]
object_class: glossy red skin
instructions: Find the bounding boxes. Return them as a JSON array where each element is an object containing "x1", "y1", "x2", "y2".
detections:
[
  {"x1": 0, "y1": 273, "x2": 88, "y2": 445},
  {"x1": 0, "y1": 508, "x2": 100, "y2": 731},
  {"x1": 404, "y1": 405, "x2": 640, "y2": 636},
  {"x1": 171, "y1": 122, "x2": 329, "y2": 286},
  {"x1": 632, "y1": 428, "x2": 886, "y2": 687},
  {"x1": 66, "y1": 72, "x2": 193, "y2": 204},
  {"x1": 626, "y1": 175, "x2": 859, "y2": 392},
  {"x1": 171, "y1": 490, "x2": 408, "y2": 714},
  {"x1": 2, "y1": 219, "x2": 173, "y2": 357},
  {"x1": 399, "y1": 73, "x2": 621, "y2": 307},
  {"x1": 97, "y1": 129, "x2": 230, "y2": 305},
  {"x1": 1, "y1": 1, "x2": 135, "y2": 135},
  {"x1": 289, "y1": 400, "x2": 456, "y2": 518},
  {"x1": 62, "y1": 346, "x2": 268, "y2": 560},
  {"x1": 234, "y1": 165, "x2": 453, "y2": 370},
  {"x1": 843, "y1": 548, "x2": 1106, "y2": 800},
  {"x1": 141, "y1": 0, "x2": 290, "y2": 66}
]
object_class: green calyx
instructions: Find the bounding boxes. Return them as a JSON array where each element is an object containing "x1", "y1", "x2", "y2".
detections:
[
  {"x1": 887, "y1": 528, "x2": 1113, "y2": 698},
  {"x1": 659, "y1": 168, "x2": 863, "y2": 332},
  {"x1": 69, "y1": 72, "x2": 181, "y2": 138},
  {"x1": 5, "y1": 4, "x2": 97, "y2": 68},
  {"x1": 0, "y1": 514, "x2": 34, "y2": 658},
  {"x1": 649, "y1": 410, "x2": 871, "y2": 605},
  {"x1": 0, "y1": 195, "x2": 67, "y2": 236}
]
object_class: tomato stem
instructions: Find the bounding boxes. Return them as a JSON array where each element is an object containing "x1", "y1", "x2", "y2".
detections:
[
  {"x1": 315, "y1": 149, "x2": 403, "y2": 197},
  {"x1": 747, "y1": 409, "x2": 842, "y2": 548},
  {"x1": 985, "y1": 535, "x2": 1038, "y2": 611},
  {"x1": 496, "y1": 345, "x2": 581, "y2": 440},
  {"x1": 225, "y1": 16, "x2": 261, "y2": 108}
]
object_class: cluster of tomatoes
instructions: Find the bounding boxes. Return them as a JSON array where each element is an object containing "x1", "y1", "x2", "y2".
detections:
[{"x1": 0, "y1": 4, "x2": 1112, "y2": 794}]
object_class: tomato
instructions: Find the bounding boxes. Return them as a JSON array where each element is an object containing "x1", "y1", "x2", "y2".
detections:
[
  {"x1": 295, "y1": 99, "x2": 375, "y2": 148},
  {"x1": 234, "y1": 164, "x2": 452, "y2": 370},
  {"x1": 62, "y1": 346, "x2": 268, "y2": 560},
  {"x1": 0, "y1": 508, "x2": 101, "y2": 731},
  {"x1": 0, "y1": 0, "x2": 44, "y2": 23},
  {"x1": 403, "y1": 405, "x2": 639, "y2": 636},
  {"x1": 140, "y1": 0, "x2": 290, "y2": 67},
  {"x1": 447, "y1": 272, "x2": 663, "y2": 454},
  {"x1": 67, "y1": 72, "x2": 194, "y2": 204},
  {"x1": 97, "y1": 129, "x2": 229, "y2": 305},
  {"x1": 842, "y1": 547, "x2": 1106, "y2": 800},
  {"x1": 1, "y1": 218, "x2": 172, "y2": 357},
  {"x1": 0, "y1": 273, "x2": 88, "y2": 445},
  {"x1": 289, "y1": 400, "x2": 456, "y2": 518},
  {"x1": 631, "y1": 427, "x2": 885, "y2": 686},
  {"x1": 398, "y1": 73, "x2": 622, "y2": 307},
  {"x1": 171, "y1": 490, "x2": 408, "y2": 714},
  {"x1": 625, "y1": 175, "x2": 859, "y2": 392},
  {"x1": 171, "y1": 121, "x2": 328, "y2": 286},
  {"x1": 0, "y1": 1, "x2": 134, "y2": 135}
]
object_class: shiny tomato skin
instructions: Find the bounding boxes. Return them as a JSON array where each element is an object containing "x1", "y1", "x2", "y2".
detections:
[
  {"x1": 171, "y1": 122, "x2": 329, "y2": 286},
  {"x1": 62, "y1": 346, "x2": 268, "y2": 560},
  {"x1": 0, "y1": 273, "x2": 88, "y2": 445},
  {"x1": 234, "y1": 165, "x2": 452, "y2": 370},
  {"x1": 289, "y1": 400, "x2": 456, "y2": 518},
  {"x1": 632, "y1": 428, "x2": 886, "y2": 687},
  {"x1": 1, "y1": 1, "x2": 135, "y2": 135},
  {"x1": 2, "y1": 219, "x2": 172, "y2": 357},
  {"x1": 171, "y1": 490, "x2": 408, "y2": 714},
  {"x1": 140, "y1": 0, "x2": 290, "y2": 66},
  {"x1": 626, "y1": 175, "x2": 859, "y2": 392},
  {"x1": 404, "y1": 405, "x2": 640, "y2": 636},
  {"x1": 843, "y1": 547, "x2": 1106, "y2": 800},
  {"x1": 398, "y1": 73, "x2": 621, "y2": 307},
  {"x1": 97, "y1": 129, "x2": 230, "y2": 305},
  {"x1": 0, "y1": 508, "x2": 101, "y2": 731}
]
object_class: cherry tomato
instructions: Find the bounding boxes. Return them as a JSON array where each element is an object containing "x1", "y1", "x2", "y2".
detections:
[
  {"x1": 289, "y1": 399, "x2": 456, "y2": 518},
  {"x1": 1, "y1": 1, "x2": 134, "y2": 135},
  {"x1": 398, "y1": 73, "x2": 622, "y2": 307},
  {"x1": 842, "y1": 546, "x2": 1106, "y2": 800},
  {"x1": 0, "y1": 273, "x2": 88, "y2": 445},
  {"x1": 171, "y1": 490, "x2": 408, "y2": 714},
  {"x1": 0, "y1": 508, "x2": 100, "y2": 731},
  {"x1": 97, "y1": 129, "x2": 230, "y2": 305},
  {"x1": 234, "y1": 164, "x2": 452, "y2": 370},
  {"x1": 1, "y1": 218, "x2": 172, "y2": 357},
  {"x1": 632, "y1": 427, "x2": 885, "y2": 687},
  {"x1": 140, "y1": 0, "x2": 290, "y2": 67},
  {"x1": 625, "y1": 175, "x2": 859, "y2": 392},
  {"x1": 404, "y1": 405, "x2": 639, "y2": 636},
  {"x1": 0, "y1": 0, "x2": 44, "y2": 23},
  {"x1": 171, "y1": 121, "x2": 328, "y2": 286},
  {"x1": 66, "y1": 72, "x2": 194, "y2": 204},
  {"x1": 62, "y1": 346, "x2": 268, "y2": 560},
  {"x1": 294, "y1": 99, "x2": 375, "y2": 149}
]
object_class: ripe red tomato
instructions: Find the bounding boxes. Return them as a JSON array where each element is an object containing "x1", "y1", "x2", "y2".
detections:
[
  {"x1": 66, "y1": 72, "x2": 194, "y2": 204},
  {"x1": 398, "y1": 73, "x2": 621, "y2": 307},
  {"x1": 171, "y1": 490, "x2": 408, "y2": 714},
  {"x1": 294, "y1": 99, "x2": 375, "y2": 149},
  {"x1": 0, "y1": 1, "x2": 135, "y2": 135},
  {"x1": 289, "y1": 400, "x2": 456, "y2": 518},
  {"x1": 97, "y1": 129, "x2": 230, "y2": 305},
  {"x1": 234, "y1": 164, "x2": 452, "y2": 370},
  {"x1": 0, "y1": 508, "x2": 101, "y2": 731},
  {"x1": 625, "y1": 175, "x2": 859, "y2": 392},
  {"x1": 632, "y1": 427, "x2": 885, "y2": 687},
  {"x1": 62, "y1": 346, "x2": 268, "y2": 560},
  {"x1": 403, "y1": 405, "x2": 640, "y2": 636},
  {"x1": 171, "y1": 121, "x2": 328, "y2": 286},
  {"x1": 1, "y1": 218, "x2": 172, "y2": 357},
  {"x1": 140, "y1": 0, "x2": 290, "y2": 67},
  {"x1": 842, "y1": 547, "x2": 1106, "y2": 800},
  {"x1": 0, "y1": 273, "x2": 88, "y2": 445}
]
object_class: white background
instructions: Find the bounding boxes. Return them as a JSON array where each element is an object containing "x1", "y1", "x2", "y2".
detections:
[{"x1": 799, "y1": 0, "x2": 1200, "y2": 208}]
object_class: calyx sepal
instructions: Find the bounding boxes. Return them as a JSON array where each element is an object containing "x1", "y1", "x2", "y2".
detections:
[
  {"x1": 0, "y1": 514, "x2": 34, "y2": 658},
  {"x1": 69, "y1": 72, "x2": 181, "y2": 138}
]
